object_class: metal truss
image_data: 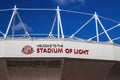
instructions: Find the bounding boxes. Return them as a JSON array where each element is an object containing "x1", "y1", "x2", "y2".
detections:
[{"x1": 0, "y1": 5, "x2": 120, "y2": 44}]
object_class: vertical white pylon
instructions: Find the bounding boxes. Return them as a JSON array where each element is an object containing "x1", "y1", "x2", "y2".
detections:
[
  {"x1": 56, "y1": 6, "x2": 64, "y2": 39},
  {"x1": 57, "y1": 6, "x2": 60, "y2": 38},
  {"x1": 95, "y1": 14, "x2": 113, "y2": 43},
  {"x1": 94, "y1": 12, "x2": 99, "y2": 42}
]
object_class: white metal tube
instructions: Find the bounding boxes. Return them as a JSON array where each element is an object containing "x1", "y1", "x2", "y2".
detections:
[
  {"x1": 49, "y1": 13, "x2": 57, "y2": 37},
  {"x1": 88, "y1": 24, "x2": 120, "y2": 41},
  {"x1": 0, "y1": 31, "x2": 4, "y2": 36},
  {"x1": 97, "y1": 16, "x2": 113, "y2": 43},
  {"x1": 4, "y1": 6, "x2": 16, "y2": 38},
  {"x1": 12, "y1": 13, "x2": 16, "y2": 38},
  {"x1": 58, "y1": 9, "x2": 64, "y2": 38},
  {"x1": 70, "y1": 16, "x2": 94, "y2": 38},
  {"x1": 57, "y1": 6, "x2": 60, "y2": 39},
  {"x1": 59, "y1": 17, "x2": 64, "y2": 38},
  {"x1": 112, "y1": 36, "x2": 120, "y2": 41},
  {"x1": 94, "y1": 12, "x2": 99, "y2": 42}
]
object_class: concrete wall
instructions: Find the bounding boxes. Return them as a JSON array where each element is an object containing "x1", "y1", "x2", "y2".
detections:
[
  {"x1": 0, "y1": 59, "x2": 8, "y2": 80},
  {"x1": 0, "y1": 58, "x2": 120, "y2": 80},
  {"x1": 106, "y1": 62, "x2": 120, "y2": 80},
  {"x1": 8, "y1": 67, "x2": 62, "y2": 80},
  {"x1": 61, "y1": 59, "x2": 114, "y2": 80}
]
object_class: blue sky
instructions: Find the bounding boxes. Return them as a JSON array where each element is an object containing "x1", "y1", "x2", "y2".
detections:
[{"x1": 0, "y1": 0, "x2": 120, "y2": 44}]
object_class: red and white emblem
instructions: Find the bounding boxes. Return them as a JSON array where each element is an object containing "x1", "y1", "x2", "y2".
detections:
[{"x1": 22, "y1": 45, "x2": 34, "y2": 54}]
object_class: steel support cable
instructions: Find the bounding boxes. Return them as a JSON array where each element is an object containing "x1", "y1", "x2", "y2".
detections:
[
  {"x1": 0, "y1": 8, "x2": 120, "y2": 23},
  {"x1": 61, "y1": 9, "x2": 94, "y2": 16},
  {"x1": 0, "y1": 8, "x2": 119, "y2": 24},
  {"x1": 98, "y1": 15, "x2": 120, "y2": 24},
  {"x1": 88, "y1": 24, "x2": 120, "y2": 41},
  {"x1": 18, "y1": 8, "x2": 56, "y2": 11},
  {"x1": 0, "y1": 8, "x2": 12, "y2": 12},
  {"x1": 61, "y1": 9, "x2": 120, "y2": 24},
  {"x1": 0, "y1": 8, "x2": 56, "y2": 11},
  {"x1": 70, "y1": 16, "x2": 95, "y2": 38}
]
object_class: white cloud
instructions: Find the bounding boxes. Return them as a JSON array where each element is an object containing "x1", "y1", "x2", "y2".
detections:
[
  {"x1": 78, "y1": 0, "x2": 85, "y2": 5},
  {"x1": 13, "y1": 22, "x2": 32, "y2": 32},
  {"x1": 56, "y1": 0, "x2": 66, "y2": 5},
  {"x1": 54, "y1": 0, "x2": 85, "y2": 6}
]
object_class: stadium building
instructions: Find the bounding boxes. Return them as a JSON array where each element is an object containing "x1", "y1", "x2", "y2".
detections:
[{"x1": 0, "y1": 6, "x2": 120, "y2": 80}]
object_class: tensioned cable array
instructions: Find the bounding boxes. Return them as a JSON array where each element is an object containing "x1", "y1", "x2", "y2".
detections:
[
  {"x1": 0, "y1": 7, "x2": 119, "y2": 23},
  {"x1": 0, "y1": 8, "x2": 119, "y2": 23},
  {"x1": 0, "y1": 8, "x2": 12, "y2": 12}
]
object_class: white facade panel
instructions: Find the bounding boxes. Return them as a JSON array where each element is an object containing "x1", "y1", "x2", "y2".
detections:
[
  {"x1": 63, "y1": 41, "x2": 115, "y2": 60},
  {"x1": 0, "y1": 39, "x2": 119, "y2": 61},
  {"x1": 0, "y1": 41, "x2": 4, "y2": 57},
  {"x1": 114, "y1": 46, "x2": 120, "y2": 61}
]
